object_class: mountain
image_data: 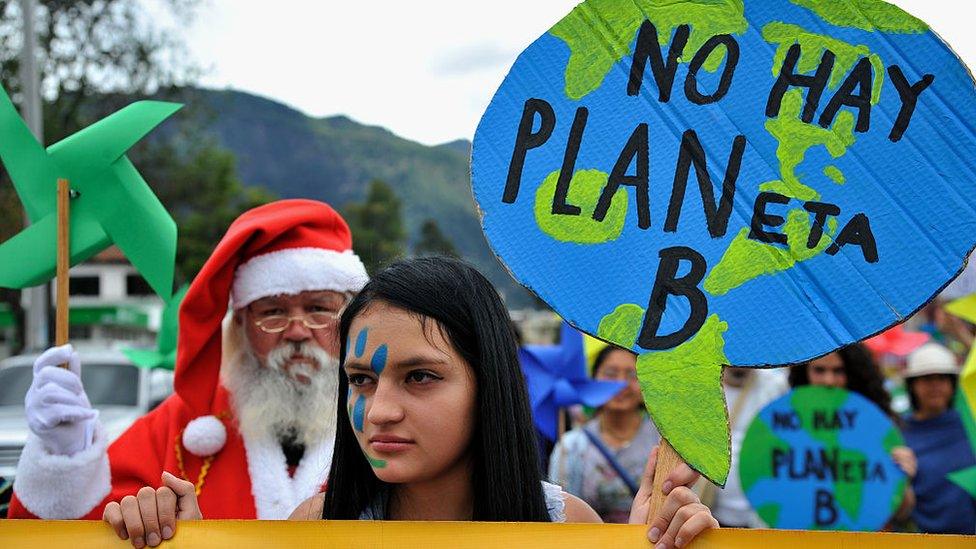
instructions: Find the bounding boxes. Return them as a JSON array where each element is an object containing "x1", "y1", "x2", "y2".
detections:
[
  {"x1": 169, "y1": 87, "x2": 533, "y2": 307},
  {"x1": 436, "y1": 139, "x2": 472, "y2": 157}
]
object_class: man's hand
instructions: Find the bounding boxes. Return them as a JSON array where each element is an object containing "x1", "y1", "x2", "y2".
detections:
[
  {"x1": 25, "y1": 344, "x2": 97, "y2": 455},
  {"x1": 630, "y1": 446, "x2": 719, "y2": 548},
  {"x1": 102, "y1": 472, "x2": 202, "y2": 548}
]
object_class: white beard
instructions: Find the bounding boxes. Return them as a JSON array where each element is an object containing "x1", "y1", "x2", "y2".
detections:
[{"x1": 222, "y1": 321, "x2": 339, "y2": 449}]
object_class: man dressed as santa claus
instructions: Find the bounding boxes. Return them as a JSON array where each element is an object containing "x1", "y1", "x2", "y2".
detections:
[{"x1": 9, "y1": 199, "x2": 368, "y2": 524}]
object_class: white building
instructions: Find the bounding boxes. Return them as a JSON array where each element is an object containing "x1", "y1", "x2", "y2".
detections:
[{"x1": 49, "y1": 246, "x2": 163, "y2": 352}]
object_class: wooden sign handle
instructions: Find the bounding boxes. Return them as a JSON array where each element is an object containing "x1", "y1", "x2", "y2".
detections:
[
  {"x1": 647, "y1": 438, "x2": 683, "y2": 524},
  {"x1": 56, "y1": 178, "x2": 70, "y2": 364}
]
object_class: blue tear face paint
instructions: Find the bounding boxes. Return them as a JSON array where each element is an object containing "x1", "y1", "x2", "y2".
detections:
[
  {"x1": 347, "y1": 326, "x2": 391, "y2": 469},
  {"x1": 352, "y1": 394, "x2": 366, "y2": 433},
  {"x1": 371, "y1": 344, "x2": 388, "y2": 375},
  {"x1": 354, "y1": 328, "x2": 368, "y2": 358}
]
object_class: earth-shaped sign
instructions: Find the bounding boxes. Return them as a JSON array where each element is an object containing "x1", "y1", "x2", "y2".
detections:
[
  {"x1": 739, "y1": 386, "x2": 906, "y2": 531},
  {"x1": 471, "y1": 0, "x2": 976, "y2": 483}
]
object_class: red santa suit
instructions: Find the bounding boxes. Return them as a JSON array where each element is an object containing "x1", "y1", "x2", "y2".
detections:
[{"x1": 10, "y1": 199, "x2": 368, "y2": 519}]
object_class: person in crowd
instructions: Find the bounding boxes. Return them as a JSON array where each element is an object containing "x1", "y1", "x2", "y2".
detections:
[
  {"x1": 707, "y1": 367, "x2": 787, "y2": 527},
  {"x1": 789, "y1": 343, "x2": 917, "y2": 524},
  {"x1": 11, "y1": 200, "x2": 369, "y2": 531},
  {"x1": 547, "y1": 344, "x2": 660, "y2": 523},
  {"x1": 919, "y1": 300, "x2": 974, "y2": 360},
  {"x1": 901, "y1": 342, "x2": 976, "y2": 534},
  {"x1": 104, "y1": 257, "x2": 719, "y2": 549}
]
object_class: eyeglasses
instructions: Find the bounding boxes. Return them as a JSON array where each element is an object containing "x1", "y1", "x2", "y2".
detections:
[
  {"x1": 596, "y1": 369, "x2": 638, "y2": 381},
  {"x1": 252, "y1": 312, "x2": 339, "y2": 333}
]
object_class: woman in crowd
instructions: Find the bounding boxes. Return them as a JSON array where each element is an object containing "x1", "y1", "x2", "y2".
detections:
[
  {"x1": 789, "y1": 343, "x2": 898, "y2": 417},
  {"x1": 901, "y1": 343, "x2": 976, "y2": 534},
  {"x1": 548, "y1": 344, "x2": 660, "y2": 523},
  {"x1": 789, "y1": 343, "x2": 916, "y2": 524},
  {"x1": 105, "y1": 257, "x2": 718, "y2": 548}
]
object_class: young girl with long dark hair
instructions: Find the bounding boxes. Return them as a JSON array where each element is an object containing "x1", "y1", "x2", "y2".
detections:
[{"x1": 105, "y1": 257, "x2": 717, "y2": 547}]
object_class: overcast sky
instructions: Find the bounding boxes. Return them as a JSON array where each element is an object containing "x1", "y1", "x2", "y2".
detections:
[{"x1": 165, "y1": 1, "x2": 976, "y2": 146}]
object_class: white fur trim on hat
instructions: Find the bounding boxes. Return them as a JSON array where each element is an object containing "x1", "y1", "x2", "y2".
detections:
[
  {"x1": 14, "y1": 423, "x2": 111, "y2": 519},
  {"x1": 182, "y1": 415, "x2": 227, "y2": 457},
  {"x1": 231, "y1": 247, "x2": 368, "y2": 309}
]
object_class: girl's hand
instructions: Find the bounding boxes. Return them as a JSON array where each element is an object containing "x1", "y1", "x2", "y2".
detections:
[
  {"x1": 102, "y1": 472, "x2": 202, "y2": 548},
  {"x1": 630, "y1": 446, "x2": 719, "y2": 548}
]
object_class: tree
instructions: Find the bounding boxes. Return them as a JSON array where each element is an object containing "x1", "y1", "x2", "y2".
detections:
[
  {"x1": 0, "y1": 0, "x2": 199, "y2": 142},
  {"x1": 343, "y1": 180, "x2": 406, "y2": 274},
  {"x1": 414, "y1": 218, "x2": 457, "y2": 258},
  {"x1": 0, "y1": 0, "x2": 200, "y2": 353}
]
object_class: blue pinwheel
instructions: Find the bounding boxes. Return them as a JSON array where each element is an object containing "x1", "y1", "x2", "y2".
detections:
[{"x1": 519, "y1": 321, "x2": 627, "y2": 441}]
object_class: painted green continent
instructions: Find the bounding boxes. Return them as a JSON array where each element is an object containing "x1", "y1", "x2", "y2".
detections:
[
  {"x1": 637, "y1": 314, "x2": 730, "y2": 484},
  {"x1": 824, "y1": 165, "x2": 845, "y2": 184},
  {"x1": 598, "y1": 302, "x2": 645, "y2": 348},
  {"x1": 833, "y1": 447, "x2": 868, "y2": 520},
  {"x1": 882, "y1": 425, "x2": 904, "y2": 453},
  {"x1": 760, "y1": 88, "x2": 857, "y2": 200},
  {"x1": 551, "y1": 0, "x2": 747, "y2": 100},
  {"x1": 705, "y1": 23, "x2": 882, "y2": 295},
  {"x1": 790, "y1": 0, "x2": 928, "y2": 33},
  {"x1": 534, "y1": 169, "x2": 628, "y2": 244},
  {"x1": 739, "y1": 418, "x2": 792, "y2": 494},
  {"x1": 763, "y1": 22, "x2": 886, "y2": 102},
  {"x1": 705, "y1": 208, "x2": 837, "y2": 296},
  {"x1": 793, "y1": 385, "x2": 850, "y2": 447},
  {"x1": 793, "y1": 389, "x2": 866, "y2": 522},
  {"x1": 756, "y1": 502, "x2": 782, "y2": 527}
]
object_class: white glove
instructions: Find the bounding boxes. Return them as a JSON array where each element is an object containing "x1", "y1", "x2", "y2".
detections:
[{"x1": 25, "y1": 344, "x2": 98, "y2": 456}]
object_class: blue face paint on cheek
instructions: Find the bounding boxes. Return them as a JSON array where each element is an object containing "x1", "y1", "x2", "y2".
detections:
[
  {"x1": 371, "y1": 344, "x2": 388, "y2": 375},
  {"x1": 352, "y1": 394, "x2": 366, "y2": 433},
  {"x1": 354, "y1": 328, "x2": 368, "y2": 358}
]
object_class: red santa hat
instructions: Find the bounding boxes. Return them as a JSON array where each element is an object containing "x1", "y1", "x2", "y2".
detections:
[{"x1": 174, "y1": 199, "x2": 367, "y2": 455}]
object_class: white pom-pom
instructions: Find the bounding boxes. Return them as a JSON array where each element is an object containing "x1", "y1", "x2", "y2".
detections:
[{"x1": 182, "y1": 415, "x2": 226, "y2": 457}]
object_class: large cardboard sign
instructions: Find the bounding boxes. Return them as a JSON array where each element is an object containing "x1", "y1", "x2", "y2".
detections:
[
  {"x1": 739, "y1": 386, "x2": 906, "y2": 531},
  {"x1": 471, "y1": 0, "x2": 976, "y2": 483}
]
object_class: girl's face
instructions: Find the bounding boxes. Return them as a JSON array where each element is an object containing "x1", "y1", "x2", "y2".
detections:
[
  {"x1": 594, "y1": 349, "x2": 643, "y2": 411},
  {"x1": 343, "y1": 301, "x2": 478, "y2": 484},
  {"x1": 807, "y1": 352, "x2": 847, "y2": 389}
]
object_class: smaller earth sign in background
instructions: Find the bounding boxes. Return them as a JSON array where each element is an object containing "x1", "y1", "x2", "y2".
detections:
[{"x1": 740, "y1": 386, "x2": 906, "y2": 531}]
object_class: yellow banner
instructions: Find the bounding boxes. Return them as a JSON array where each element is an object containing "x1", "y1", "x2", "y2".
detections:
[{"x1": 1, "y1": 520, "x2": 972, "y2": 548}]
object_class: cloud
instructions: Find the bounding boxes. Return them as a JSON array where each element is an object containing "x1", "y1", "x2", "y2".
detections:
[{"x1": 430, "y1": 42, "x2": 516, "y2": 76}]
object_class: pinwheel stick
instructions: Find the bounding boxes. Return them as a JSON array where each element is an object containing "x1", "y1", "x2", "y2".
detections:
[
  {"x1": 647, "y1": 439, "x2": 683, "y2": 523},
  {"x1": 56, "y1": 178, "x2": 70, "y2": 365}
]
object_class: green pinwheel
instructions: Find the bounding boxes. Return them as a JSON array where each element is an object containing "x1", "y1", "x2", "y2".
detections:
[
  {"x1": 0, "y1": 83, "x2": 181, "y2": 299},
  {"x1": 123, "y1": 284, "x2": 187, "y2": 370}
]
